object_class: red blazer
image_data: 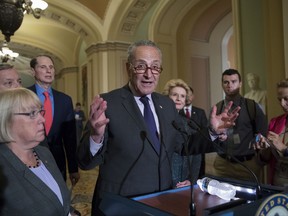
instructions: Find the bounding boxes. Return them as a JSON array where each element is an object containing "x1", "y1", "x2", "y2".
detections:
[{"x1": 267, "y1": 113, "x2": 287, "y2": 184}]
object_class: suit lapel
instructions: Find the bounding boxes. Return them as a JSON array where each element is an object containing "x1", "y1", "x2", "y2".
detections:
[
  {"x1": 23, "y1": 167, "x2": 64, "y2": 213},
  {"x1": 151, "y1": 93, "x2": 166, "y2": 152},
  {"x1": 191, "y1": 109, "x2": 198, "y2": 122},
  {"x1": 0, "y1": 146, "x2": 64, "y2": 213},
  {"x1": 36, "y1": 148, "x2": 70, "y2": 210},
  {"x1": 120, "y1": 87, "x2": 161, "y2": 154},
  {"x1": 120, "y1": 88, "x2": 146, "y2": 132}
]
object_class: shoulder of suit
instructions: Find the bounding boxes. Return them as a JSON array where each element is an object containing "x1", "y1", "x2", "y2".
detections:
[
  {"x1": 102, "y1": 86, "x2": 131, "y2": 101},
  {"x1": 152, "y1": 92, "x2": 174, "y2": 104},
  {"x1": 152, "y1": 91, "x2": 167, "y2": 99},
  {"x1": 51, "y1": 88, "x2": 72, "y2": 99},
  {"x1": 192, "y1": 106, "x2": 205, "y2": 112},
  {"x1": 27, "y1": 85, "x2": 36, "y2": 91}
]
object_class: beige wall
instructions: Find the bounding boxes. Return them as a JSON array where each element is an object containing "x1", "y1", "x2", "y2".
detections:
[{"x1": 233, "y1": 0, "x2": 285, "y2": 120}]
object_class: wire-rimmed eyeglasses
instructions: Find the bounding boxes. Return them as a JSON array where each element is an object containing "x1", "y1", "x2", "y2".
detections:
[
  {"x1": 14, "y1": 109, "x2": 45, "y2": 119},
  {"x1": 130, "y1": 63, "x2": 163, "y2": 75}
]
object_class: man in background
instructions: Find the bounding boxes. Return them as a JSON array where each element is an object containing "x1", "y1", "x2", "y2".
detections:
[
  {"x1": 74, "y1": 102, "x2": 86, "y2": 145},
  {"x1": 28, "y1": 55, "x2": 80, "y2": 186},
  {"x1": 0, "y1": 63, "x2": 21, "y2": 91},
  {"x1": 214, "y1": 69, "x2": 267, "y2": 182}
]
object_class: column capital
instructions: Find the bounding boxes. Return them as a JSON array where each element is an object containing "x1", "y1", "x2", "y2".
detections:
[{"x1": 86, "y1": 41, "x2": 130, "y2": 56}]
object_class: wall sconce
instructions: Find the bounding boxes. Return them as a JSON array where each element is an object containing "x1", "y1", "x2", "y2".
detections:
[
  {"x1": 0, "y1": 0, "x2": 48, "y2": 42},
  {"x1": 0, "y1": 41, "x2": 19, "y2": 63}
]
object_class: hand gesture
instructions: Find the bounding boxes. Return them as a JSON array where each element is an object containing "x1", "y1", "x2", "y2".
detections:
[
  {"x1": 69, "y1": 172, "x2": 80, "y2": 186},
  {"x1": 209, "y1": 101, "x2": 240, "y2": 135},
  {"x1": 267, "y1": 131, "x2": 287, "y2": 153},
  {"x1": 176, "y1": 180, "x2": 191, "y2": 188},
  {"x1": 251, "y1": 133, "x2": 270, "y2": 150},
  {"x1": 89, "y1": 95, "x2": 109, "y2": 143}
]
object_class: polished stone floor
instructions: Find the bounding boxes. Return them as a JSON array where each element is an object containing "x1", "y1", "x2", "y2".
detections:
[{"x1": 68, "y1": 167, "x2": 98, "y2": 216}]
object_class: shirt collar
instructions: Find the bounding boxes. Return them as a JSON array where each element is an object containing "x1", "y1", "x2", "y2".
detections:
[{"x1": 35, "y1": 84, "x2": 52, "y2": 95}]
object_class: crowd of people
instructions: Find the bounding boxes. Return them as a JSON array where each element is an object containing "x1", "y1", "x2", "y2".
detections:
[{"x1": 0, "y1": 39, "x2": 286, "y2": 215}]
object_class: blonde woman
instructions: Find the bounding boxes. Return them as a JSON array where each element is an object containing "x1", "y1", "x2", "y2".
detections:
[
  {"x1": 163, "y1": 79, "x2": 201, "y2": 187},
  {"x1": 0, "y1": 88, "x2": 77, "y2": 216}
]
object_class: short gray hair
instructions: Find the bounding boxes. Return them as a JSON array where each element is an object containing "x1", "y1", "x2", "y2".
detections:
[
  {"x1": 127, "y1": 40, "x2": 162, "y2": 63},
  {"x1": 0, "y1": 63, "x2": 14, "y2": 71},
  {"x1": 0, "y1": 88, "x2": 42, "y2": 143}
]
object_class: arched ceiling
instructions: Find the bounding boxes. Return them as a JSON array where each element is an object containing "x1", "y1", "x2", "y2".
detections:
[
  {"x1": 0, "y1": 0, "x2": 229, "y2": 84},
  {"x1": 0, "y1": 0, "x2": 164, "y2": 73},
  {"x1": 76, "y1": 0, "x2": 110, "y2": 20}
]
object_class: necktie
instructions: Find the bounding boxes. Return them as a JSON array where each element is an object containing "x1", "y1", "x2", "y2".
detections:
[
  {"x1": 140, "y1": 96, "x2": 160, "y2": 153},
  {"x1": 185, "y1": 108, "x2": 190, "y2": 119},
  {"x1": 43, "y1": 91, "x2": 53, "y2": 135}
]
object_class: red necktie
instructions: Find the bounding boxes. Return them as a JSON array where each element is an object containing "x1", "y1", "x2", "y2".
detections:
[
  {"x1": 185, "y1": 108, "x2": 190, "y2": 119},
  {"x1": 43, "y1": 91, "x2": 53, "y2": 135}
]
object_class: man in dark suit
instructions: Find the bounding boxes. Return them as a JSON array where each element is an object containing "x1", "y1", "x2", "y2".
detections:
[
  {"x1": 28, "y1": 55, "x2": 80, "y2": 185},
  {"x1": 180, "y1": 86, "x2": 208, "y2": 178},
  {"x1": 77, "y1": 40, "x2": 240, "y2": 215}
]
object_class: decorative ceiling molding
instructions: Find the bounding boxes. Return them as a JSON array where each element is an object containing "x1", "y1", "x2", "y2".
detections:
[
  {"x1": 120, "y1": 0, "x2": 153, "y2": 35},
  {"x1": 42, "y1": 10, "x2": 88, "y2": 38}
]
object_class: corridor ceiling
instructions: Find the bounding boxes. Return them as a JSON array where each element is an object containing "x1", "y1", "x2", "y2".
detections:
[{"x1": 0, "y1": 0, "x2": 228, "y2": 85}]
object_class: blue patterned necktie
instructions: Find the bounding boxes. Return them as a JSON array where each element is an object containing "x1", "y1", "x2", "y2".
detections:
[{"x1": 140, "y1": 96, "x2": 160, "y2": 153}]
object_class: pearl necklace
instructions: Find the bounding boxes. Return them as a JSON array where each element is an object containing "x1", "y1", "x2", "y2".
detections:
[{"x1": 27, "y1": 150, "x2": 40, "y2": 169}]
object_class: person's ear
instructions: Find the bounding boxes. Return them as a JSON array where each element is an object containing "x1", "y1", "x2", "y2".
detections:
[
  {"x1": 126, "y1": 62, "x2": 132, "y2": 78},
  {"x1": 31, "y1": 68, "x2": 36, "y2": 77}
]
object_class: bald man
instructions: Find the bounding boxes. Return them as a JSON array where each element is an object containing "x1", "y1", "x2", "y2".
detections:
[{"x1": 0, "y1": 64, "x2": 22, "y2": 91}]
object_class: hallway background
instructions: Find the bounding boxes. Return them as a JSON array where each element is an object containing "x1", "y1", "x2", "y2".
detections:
[
  {"x1": 1, "y1": 0, "x2": 287, "y2": 121},
  {"x1": 1, "y1": 1, "x2": 287, "y2": 214}
]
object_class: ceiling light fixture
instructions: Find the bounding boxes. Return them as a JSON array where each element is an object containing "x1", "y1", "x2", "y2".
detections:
[
  {"x1": 0, "y1": 0, "x2": 48, "y2": 42},
  {"x1": 0, "y1": 41, "x2": 19, "y2": 63}
]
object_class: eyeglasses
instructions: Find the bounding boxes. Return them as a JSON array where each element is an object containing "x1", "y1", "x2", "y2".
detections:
[
  {"x1": 14, "y1": 109, "x2": 45, "y2": 119},
  {"x1": 131, "y1": 63, "x2": 163, "y2": 75}
]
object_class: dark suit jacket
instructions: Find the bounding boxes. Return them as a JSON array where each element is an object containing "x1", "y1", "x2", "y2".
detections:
[
  {"x1": 0, "y1": 145, "x2": 71, "y2": 216},
  {"x1": 77, "y1": 85, "x2": 215, "y2": 209},
  {"x1": 180, "y1": 105, "x2": 208, "y2": 177},
  {"x1": 28, "y1": 85, "x2": 78, "y2": 179},
  {"x1": 180, "y1": 106, "x2": 208, "y2": 133}
]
